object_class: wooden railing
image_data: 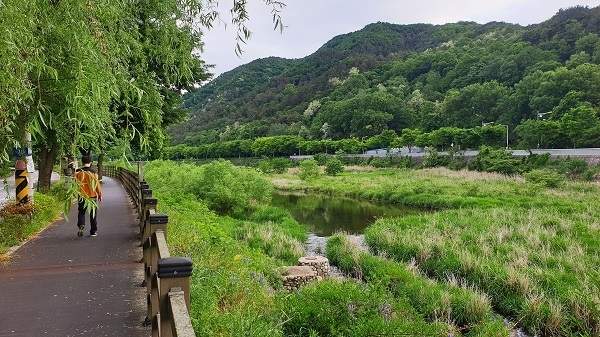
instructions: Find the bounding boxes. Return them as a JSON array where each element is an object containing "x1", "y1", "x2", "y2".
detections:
[{"x1": 104, "y1": 164, "x2": 196, "y2": 337}]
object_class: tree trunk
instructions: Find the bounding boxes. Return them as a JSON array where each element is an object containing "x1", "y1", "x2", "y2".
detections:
[
  {"x1": 37, "y1": 144, "x2": 60, "y2": 193},
  {"x1": 97, "y1": 153, "x2": 104, "y2": 181}
]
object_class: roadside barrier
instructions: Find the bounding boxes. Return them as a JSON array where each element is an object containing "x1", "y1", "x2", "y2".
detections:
[
  {"x1": 104, "y1": 164, "x2": 196, "y2": 337},
  {"x1": 14, "y1": 159, "x2": 29, "y2": 204}
]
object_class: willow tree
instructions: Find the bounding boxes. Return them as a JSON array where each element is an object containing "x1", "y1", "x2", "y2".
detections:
[{"x1": 0, "y1": 0, "x2": 285, "y2": 192}]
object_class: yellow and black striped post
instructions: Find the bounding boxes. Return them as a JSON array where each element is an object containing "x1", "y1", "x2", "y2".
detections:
[{"x1": 15, "y1": 159, "x2": 29, "y2": 205}]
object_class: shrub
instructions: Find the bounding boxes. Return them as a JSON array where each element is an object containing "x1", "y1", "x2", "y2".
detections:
[
  {"x1": 0, "y1": 193, "x2": 61, "y2": 250},
  {"x1": 144, "y1": 159, "x2": 273, "y2": 215},
  {"x1": 270, "y1": 158, "x2": 291, "y2": 173},
  {"x1": 582, "y1": 167, "x2": 600, "y2": 181},
  {"x1": 324, "y1": 158, "x2": 344, "y2": 176},
  {"x1": 280, "y1": 279, "x2": 448, "y2": 337},
  {"x1": 523, "y1": 169, "x2": 563, "y2": 188},
  {"x1": 368, "y1": 157, "x2": 390, "y2": 168},
  {"x1": 312, "y1": 153, "x2": 329, "y2": 166},
  {"x1": 446, "y1": 154, "x2": 468, "y2": 170},
  {"x1": 258, "y1": 159, "x2": 273, "y2": 173},
  {"x1": 548, "y1": 157, "x2": 589, "y2": 177},
  {"x1": 394, "y1": 156, "x2": 415, "y2": 169},
  {"x1": 340, "y1": 156, "x2": 367, "y2": 166},
  {"x1": 522, "y1": 152, "x2": 551, "y2": 171},
  {"x1": 422, "y1": 148, "x2": 450, "y2": 168},
  {"x1": 468, "y1": 146, "x2": 521, "y2": 174},
  {"x1": 0, "y1": 201, "x2": 35, "y2": 217},
  {"x1": 0, "y1": 213, "x2": 29, "y2": 246},
  {"x1": 298, "y1": 159, "x2": 320, "y2": 180}
]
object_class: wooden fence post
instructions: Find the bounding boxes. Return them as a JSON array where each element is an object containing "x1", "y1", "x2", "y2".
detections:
[{"x1": 158, "y1": 257, "x2": 193, "y2": 337}]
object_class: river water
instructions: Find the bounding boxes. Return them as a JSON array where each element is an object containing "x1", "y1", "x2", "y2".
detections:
[{"x1": 270, "y1": 191, "x2": 422, "y2": 237}]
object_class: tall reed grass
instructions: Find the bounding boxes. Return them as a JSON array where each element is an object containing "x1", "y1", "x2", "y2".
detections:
[
  {"x1": 326, "y1": 233, "x2": 510, "y2": 335},
  {"x1": 272, "y1": 166, "x2": 600, "y2": 336}
]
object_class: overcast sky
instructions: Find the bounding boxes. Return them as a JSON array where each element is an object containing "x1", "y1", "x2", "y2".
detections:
[{"x1": 200, "y1": 1, "x2": 600, "y2": 78}]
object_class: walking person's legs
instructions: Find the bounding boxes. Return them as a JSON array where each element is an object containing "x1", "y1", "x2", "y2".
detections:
[
  {"x1": 89, "y1": 197, "x2": 98, "y2": 236},
  {"x1": 77, "y1": 198, "x2": 86, "y2": 237}
]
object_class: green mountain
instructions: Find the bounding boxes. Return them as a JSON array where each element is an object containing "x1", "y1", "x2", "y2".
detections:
[{"x1": 170, "y1": 5, "x2": 600, "y2": 148}]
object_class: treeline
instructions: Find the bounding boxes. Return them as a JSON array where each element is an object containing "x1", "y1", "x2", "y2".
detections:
[
  {"x1": 162, "y1": 112, "x2": 582, "y2": 160},
  {"x1": 170, "y1": 6, "x2": 600, "y2": 151}
]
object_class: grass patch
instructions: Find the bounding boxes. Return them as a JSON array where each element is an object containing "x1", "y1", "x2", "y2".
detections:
[
  {"x1": 268, "y1": 166, "x2": 600, "y2": 336},
  {"x1": 0, "y1": 191, "x2": 63, "y2": 259}
]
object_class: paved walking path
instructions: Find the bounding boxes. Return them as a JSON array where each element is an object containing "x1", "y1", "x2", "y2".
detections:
[{"x1": 0, "y1": 176, "x2": 150, "y2": 337}]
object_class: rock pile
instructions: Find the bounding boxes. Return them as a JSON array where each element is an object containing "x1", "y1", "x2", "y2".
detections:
[
  {"x1": 298, "y1": 255, "x2": 330, "y2": 277},
  {"x1": 282, "y1": 266, "x2": 316, "y2": 291},
  {"x1": 281, "y1": 255, "x2": 331, "y2": 291}
]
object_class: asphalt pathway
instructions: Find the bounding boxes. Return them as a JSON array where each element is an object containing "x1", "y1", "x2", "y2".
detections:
[{"x1": 0, "y1": 176, "x2": 149, "y2": 337}]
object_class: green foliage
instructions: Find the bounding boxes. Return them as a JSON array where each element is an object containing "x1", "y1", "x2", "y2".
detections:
[
  {"x1": 523, "y1": 169, "x2": 564, "y2": 187},
  {"x1": 521, "y1": 152, "x2": 551, "y2": 171},
  {"x1": 142, "y1": 159, "x2": 486, "y2": 336},
  {"x1": 280, "y1": 279, "x2": 452, "y2": 337},
  {"x1": 233, "y1": 205, "x2": 306, "y2": 265},
  {"x1": 547, "y1": 157, "x2": 589, "y2": 177},
  {"x1": 270, "y1": 158, "x2": 291, "y2": 173},
  {"x1": 324, "y1": 158, "x2": 344, "y2": 176},
  {"x1": 367, "y1": 157, "x2": 391, "y2": 168},
  {"x1": 258, "y1": 158, "x2": 273, "y2": 173},
  {"x1": 311, "y1": 153, "x2": 329, "y2": 166},
  {"x1": 395, "y1": 155, "x2": 417, "y2": 169},
  {"x1": 258, "y1": 156, "x2": 291, "y2": 174},
  {"x1": 0, "y1": 213, "x2": 29, "y2": 247},
  {"x1": 251, "y1": 136, "x2": 303, "y2": 157},
  {"x1": 422, "y1": 148, "x2": 451, "y2": 168},
  {"x1": 144, "y1": 159, "x2": 272, "y2": 215},
  {"x1": 582, "y1": 166, "x2": 600, "y2": 181},
  {"x1": 468, "y1": 146, "x2": 522, "y2": 174},
  {"x1": 0, "y1": 163, "x2": 11, "y2": 178},
  {"x1": 174, "y1": 7, "x2": 600, "y2": 155},
  {"x1": 298, "y1": 159, "x2": 320, "y2": 180},
  {"x1": 141, "y1": 159, "x2": 600, "y2": 336},
  {"x1": 0, "y1": 193, "x2": 61, "y2": 252},
  {"x1": 326, "y1": 233, "x2": 507, "y2": 332}
]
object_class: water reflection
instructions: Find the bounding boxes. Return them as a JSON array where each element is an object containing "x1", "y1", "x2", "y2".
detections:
[{"x1": 271, "y1": 191, "x2": 423, "y2": 236}]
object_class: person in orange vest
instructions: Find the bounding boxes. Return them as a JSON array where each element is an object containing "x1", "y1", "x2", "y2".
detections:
[{"x1": 75, "y1": 155, "x2": 102, "y2": 237}]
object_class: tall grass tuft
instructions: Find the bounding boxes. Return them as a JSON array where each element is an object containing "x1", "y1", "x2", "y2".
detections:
[{"x1": 326, "y1": 233, "x2": 508, "y2": 334}]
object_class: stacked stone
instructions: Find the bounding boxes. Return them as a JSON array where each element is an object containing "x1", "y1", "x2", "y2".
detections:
[
  {"x1": 298, "y1": 255, "x2": 330, "y2": 278},
  {"x1": 282, "y1": 266, "x2": 317, "y2": 291}
]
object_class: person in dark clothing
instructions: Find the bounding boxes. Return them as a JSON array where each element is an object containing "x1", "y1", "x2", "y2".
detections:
[{"x1": 75, "y1": 155, "x2": 102, "y2": 237}]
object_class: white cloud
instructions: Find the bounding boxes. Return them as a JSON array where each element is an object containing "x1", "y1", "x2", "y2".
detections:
[{"x1": 200, "y1": 1, "x2": 600, "y2": 77}]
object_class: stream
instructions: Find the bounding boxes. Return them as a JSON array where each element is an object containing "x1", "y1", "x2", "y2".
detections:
[{"x1": 270, "y1": 191, "x2": 421, "y2": 237}]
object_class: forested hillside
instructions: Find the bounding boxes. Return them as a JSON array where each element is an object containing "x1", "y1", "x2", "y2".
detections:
[{"x1": 169, "y1": 5, "x2": 600, "y2": 152}]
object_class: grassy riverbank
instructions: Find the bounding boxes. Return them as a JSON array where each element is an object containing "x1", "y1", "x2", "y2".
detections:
[
  {"x1": 143, "y1": 161, "x2": 511, "y2": 336},
  {"x1": 271, "y1": 166, "x2": 600, "y2": 336}
]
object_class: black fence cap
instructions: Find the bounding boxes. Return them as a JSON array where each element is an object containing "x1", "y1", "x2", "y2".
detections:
[
  {"x1": 140, "y1": 183, "x2": 150, "y2": 189},
  {"x1": 158, "y1": 257, "x2": 193, "y2": 278},
  {"x1": 144, "y1": 197, "x2": 158, "y2": 205},
  {"x1": 142, "y1": 188, "x2": 152, "y2": 195},
  {"x1": 149, "y1": 213, "x2": 168, "y2": 224}
]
